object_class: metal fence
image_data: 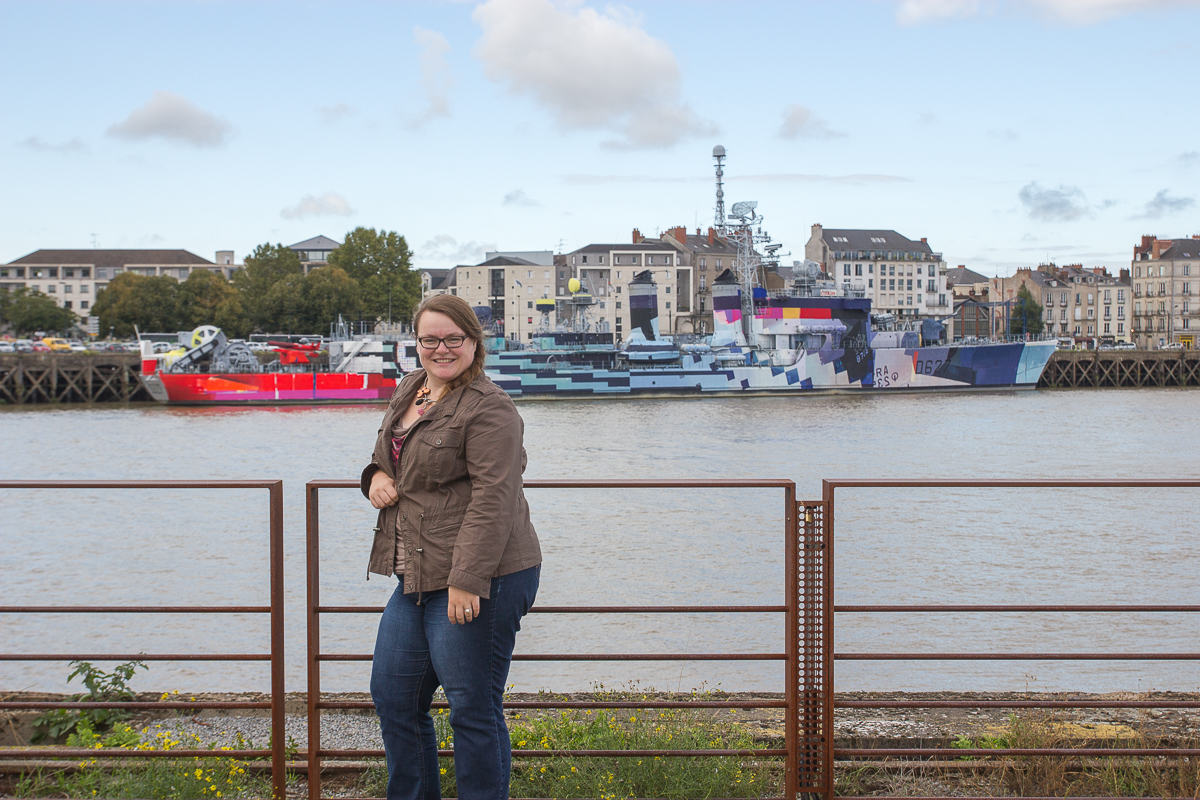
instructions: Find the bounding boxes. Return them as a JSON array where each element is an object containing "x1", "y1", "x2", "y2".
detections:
[
  {"x1": 0, "y1": 480, "x2": 287, "y2": 800},
  {"x1": 823, "y1": 479, "x2": 1200, "y2": 800},
  {"x1": 305, "y1": 478, "x2": 827, "y2": 800}
]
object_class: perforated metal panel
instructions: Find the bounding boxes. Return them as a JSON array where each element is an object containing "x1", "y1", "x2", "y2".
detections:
[{"x1": 793, "y1": 500, "x2": 830, "y2": 797}]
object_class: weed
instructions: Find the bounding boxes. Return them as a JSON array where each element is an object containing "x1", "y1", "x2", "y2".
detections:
[{"x1": 30, "y1": 659, "x2": 146, "y2": 743}]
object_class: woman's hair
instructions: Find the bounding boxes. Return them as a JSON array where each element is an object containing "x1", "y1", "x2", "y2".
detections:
[{"x1": 412, "y1": 294, "x2": 487, "y2": 396}]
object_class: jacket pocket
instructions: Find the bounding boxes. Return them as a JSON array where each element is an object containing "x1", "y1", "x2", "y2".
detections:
[{"x1": 425, "y1": 429, "x2": 464, "y2": 482}]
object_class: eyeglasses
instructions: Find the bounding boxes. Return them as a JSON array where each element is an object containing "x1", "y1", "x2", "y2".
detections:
[{"x1": 417, "y1": 335, "x2": 467, "y2": 350}]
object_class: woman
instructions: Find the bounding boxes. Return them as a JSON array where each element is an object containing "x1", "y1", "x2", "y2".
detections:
[{"x1": 362, "y1": 294, "x2": 541, "y2": 800}]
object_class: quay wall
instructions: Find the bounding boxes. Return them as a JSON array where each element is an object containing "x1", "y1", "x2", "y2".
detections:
[{"x1": 2, "y1": 350, "x2": 1199, "y2": 405}]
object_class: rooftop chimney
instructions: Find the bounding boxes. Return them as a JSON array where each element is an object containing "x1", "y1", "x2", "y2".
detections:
[
  {"x1": 920, "y1": 237, "x2": 928, "y2": 243},
  {"x1": 632, "y1": 228, "x2": 643, "y2": 244},
  {"x1": 707, "y1": 227, "x2": 716, "y2": 245}
]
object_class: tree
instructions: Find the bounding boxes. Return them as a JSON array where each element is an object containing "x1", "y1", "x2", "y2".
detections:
[
  {"x1": 262, "y1": 279, "x2": 305, "y2": 335},
  {"x1": 1009, "y1": 284, "x2": 1045, "y2": 336},
  {"x1": 177, "y1": 270, "x2": 248, "y2": 337},
  {"x1": 232, "y1": 244, "x2": 302, "y2": 332},
  {"x1": 299, "y1": 266, "x2": 362, "y2": 334},
  {"x1": 90, "y1": 273, "x2": 180, "y2": 337},
  {"x1": 327, "y1": 227, "x2": 419, "y2": 323},
  {"x1": 0, "y1": 288, "x2": 77, "y2": 335}
]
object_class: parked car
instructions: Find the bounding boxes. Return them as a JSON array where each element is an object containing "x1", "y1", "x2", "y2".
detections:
[
  {"x1": 31, "y1": 343, "x2": 51, "y2": 352},
  {"x1": 15, "y1": 339, "x2": 34, "y2": 352},
  {"x1": 42, "y1": 337, "x2": 71, "y2": 351},
  {"x1": 0, "y1": 341, "x2": 15, "y2": 353},
  {"x1": 1161, "y1": 342, "x2": 1185, "y2": 350},
  {"x1": 1113, "y1": 341, "x2": 1137, "y2": 350}
]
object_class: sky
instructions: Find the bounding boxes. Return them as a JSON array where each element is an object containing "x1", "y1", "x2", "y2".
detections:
[{"x1": 2, "y1": 0, "x2": 1199, "y2": 278}]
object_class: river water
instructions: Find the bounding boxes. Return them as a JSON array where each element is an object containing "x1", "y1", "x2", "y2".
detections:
[{"x1": 2, "y1": 388, "x2": 1198, "y2": 697}]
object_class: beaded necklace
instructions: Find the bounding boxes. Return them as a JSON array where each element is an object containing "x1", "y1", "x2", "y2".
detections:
[{"x1": 414, "y1": 381, "x2": 438, "y2": 415}]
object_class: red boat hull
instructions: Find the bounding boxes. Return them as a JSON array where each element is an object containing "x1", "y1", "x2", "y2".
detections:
[{"x1": 155, "y1": 371, "x2": 400, "y2": 404}]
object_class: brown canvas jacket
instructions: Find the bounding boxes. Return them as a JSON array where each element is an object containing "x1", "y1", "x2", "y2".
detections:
[{"x1": 360, "y1": 369, "x2": 541, "y2": 598}]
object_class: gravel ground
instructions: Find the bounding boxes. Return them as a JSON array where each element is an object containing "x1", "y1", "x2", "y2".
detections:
[{"x1": 139, "y1": 714, "x2": 384, "y2": 754}]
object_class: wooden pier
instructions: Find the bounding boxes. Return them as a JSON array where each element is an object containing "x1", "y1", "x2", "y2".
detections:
[
  {"x1": 0, "y1": 354, "x2": 155, "y2": 404},
  {"x1": 1040, "y1": 349, "x2": 1200, "y2": 388}
]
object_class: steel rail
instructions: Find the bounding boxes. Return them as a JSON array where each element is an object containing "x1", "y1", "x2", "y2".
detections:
[
  {"x1": 316, "y1": 604, "x2": 786, "y2": 613},
  {"x1": 0, "y1": 653, "x2": 271, "y2": 661},
  {"x1": 0, "y1": 701, "x2": 271, "y2": 710},
  {"x1": 835, "y1": 652, "x2": 1200, "y2": 660},
  {"x1": 316, "y1": 652, "x2": 784, "y2": 661},
  {"x1": 7, "y1": 749, "x2": 273, "y2": 759},
  {"x1": 836, "y1": 604, "x2": 1200, "y2": 612},
  {"x1": 838, "y1": 747, "x2": 1200, "y2": 757},
  {"x1": 823, "y1": 479, "x2": 1200, "y2": 488},
  {"x1": 316, "y1": 700, "x2": 787, "y2": 709},
  {"x1": 839, "y1": 699, "x2": 1200, "y2": 709},
  {"x1": 317, "y1": 748, "x2": 789, "y2": 758},
  {"x1": 307, "y1": 478, "x2": 797, "y2": 489},
  {"x1": 0, "y1": 605, "x2": 271, "y2": 613}
]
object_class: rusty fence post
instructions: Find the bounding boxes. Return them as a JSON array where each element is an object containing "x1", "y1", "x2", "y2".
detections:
[
  {"x1": 269, "y1": 480, "x2": 287, "y2": 800},
  {"x1": 784, "y1": 482, "x2": 799, "y2": 800},
  {"x1": 306, "y1": 483, "x2": 322, "y2": 800},
  {"x1": 821, "y1": 481, "x2": 836, "y2": 800}
]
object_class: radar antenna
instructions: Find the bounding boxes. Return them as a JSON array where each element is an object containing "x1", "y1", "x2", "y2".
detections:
[{"x1": 712, "y1": 145, "x2": 727, "y2": 234}]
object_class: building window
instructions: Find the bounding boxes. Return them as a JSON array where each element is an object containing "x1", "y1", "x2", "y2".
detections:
[
  {"x1": 715, "y1": 259, "x2": 721, "y2": 268},
  {"x1": 906, "y1": 279, "x2": 913, "y2": 290},
  {"x1": 665, "y1": 302, "x2": 671, "y2": 310},
  {"x1": 854, "y1": 264, "x2": 862, "y2": 276},
  {"x1": 1060, "y1": 310, "x2": 1067, "y2": 322},
  {"x1": 699, "y1": 258, "x2": 706, "y2": 268},
  {"x1": 939, "y1": 294, "x2": 945, "y2": 306},
  {"x1": 1184, "y1": 283, "x2": 1192, "y2": 295},
  {"x1": 1104, "y1": 290, "x2": 1111, "y2": 303},
  {"x1": 581, "y1": 256, "x2": 587, "y2": 264},
  {"x1": 1185, "y1": 265, "x2": 1191, "y2": 276},
  {"x1": 616, "y1": 301, "x2": 622, "y2": 309},
  {"x1": 1118, "y1": 306, "x2": 1125, "y2": 318},
  {"x1": 64, "y1": 285, "x2": 72, "y2": 293},
  {"x1": 1104, "y1": 322, "x2": 1110, "y2": 333},
  {"x1": 527, "y1": 301, "x2": 533, "y2": 309},
  {"x1": 1075, "y1": 293, "x2": 1081, "y2": 304},
  {"x1": 1118, "y1": 322, "x2": 1124, "y2": 334},
  {"x1": 1060, "y1": 292, "x2": 1067, "y2": 305},
  {"x1": 868, "y1": 279, "x2": 873, "y2": 288},
  {"x1": 844, "y1": 265, "x2": 851, "y2": 276},
  {"x1": 1118, "y1": 289, "x2": 1125, "y2": 303},
  {"x1": 80, "y1": 300, "x2": 88, "y2": 309},
  {"x1": 47, "y1": 285, "x2": 55, "y2": 293},
  {"x1": 1087, "y1": 308, "x2": 1094, "y2": 319},
  {"x1": 1103, "y1": 306, "x2": 1110, "y2": 319}
]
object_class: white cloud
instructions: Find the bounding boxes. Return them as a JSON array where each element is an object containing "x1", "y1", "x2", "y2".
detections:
[
  {"x1": 280, "y1": 192, "x2": 355, "y2": 220},
  {"x1": 1178, "y1": 151, "x2": 1199, "y2": 167},
  {"x1": 989, "y1": 127, "x2": 1019, "y2": 141},
  {"x1": 896, "y1": 0, "x2": 1200, "y2": 25},
  {"x1": 409, "y1": 26, "x2": 453, "y2": 127},
  {"x1": 896, "y1": 0, "x2": 982, "y2": 25},
  {"x1": 317, "y1": 103, "x2": 355, "y2": 124},
  {"x1": 419, "y1": 235, "x2": 495, "y2": 267},
  {"x1": 1135, "y1": 189, "x2": 1195, "y2": 219},
  {"x1": 471, "y1": 0, "x2": 715, "y2": 149},
  {"x1": 1018, "y1": 181, "x2": 1090, "y2": 222},
  {"x1": 106, "y1": 91, "x2": 232, "y2": 148},
  {"x1": 777, "y1": 104, "x2": 846, "y2": 140},
  {"x1": 18, "y1": 135, "x2": 87, "y2": 153},
  {"x1": 503, "y1": 189, "x2": 540, "y2": 206}
]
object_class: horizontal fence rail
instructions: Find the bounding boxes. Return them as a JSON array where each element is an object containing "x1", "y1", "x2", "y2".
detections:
[
  {"x1": 0, "y1": 480, "x2": 287, "y2": 800},
  {"x1": 824, "y1": 478, "x2": 1200, "y2": 799},
  {"x1": 306, "y1": 478, "x2": 813, "y2": 800}
]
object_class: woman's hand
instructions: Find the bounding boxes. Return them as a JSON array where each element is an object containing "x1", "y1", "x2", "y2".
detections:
[
  {"x1": 448, "y1": 586, "x2": 480, "y2": 624},
  {"x1": 368, "y1": 470, "x2": 399, "y2": 509}
]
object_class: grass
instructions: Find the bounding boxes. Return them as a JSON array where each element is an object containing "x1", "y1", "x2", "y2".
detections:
[
  {"x1": 885, "y1": 710, "x2": 1200, "y2": 798},
  {"x1": 12, "y1": 723, "x2": 277, "y2": 799},
  {"x1": 359, "y1": 687, "x2": 782, "y2": 799}
]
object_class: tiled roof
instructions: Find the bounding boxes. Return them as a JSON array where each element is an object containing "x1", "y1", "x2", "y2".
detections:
[
  {"x1": 8, "y1": 249, "x2": 214, "y2": 267},
  {"x1": 571, "y1": 242, "x2": 674, "y2": 254},
  {"x1": 819, "y1": 228, "x2": 934, "y2": 255},
  {"x1": 477, "y1": 255, "x2": 537, "y2": 267},
  {"x1": 945, "y1": 266, "x2": 990, "y2": 285},
  {"x1": 288, "y1": 235, "x2": 342, "y2": 250},
  {"x1": 1159, "y1": 239, "x2": 1200, "y2": 259}
]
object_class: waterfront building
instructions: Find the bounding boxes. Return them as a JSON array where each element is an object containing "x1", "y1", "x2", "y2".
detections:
[
  {"x1": 419, "y1": 267, "x2": 456, "y2": 299},
  {"x1": 1131, "y1": 234, "x2": 1200, "y2": 349},
  {"x1": 991, "y1": 264, "x2": 1131, "y2": 346},
  {"x1": 565, "y1": 232, "x2": 696, "y2": 340},
  {"x1": 945, "y1": 266, "x2": 991, "y2": 299},
  {"x1": 454, "y1": 254, "x2": 556, "y2": 339},
  {"x1": 804, "y1": 224, "x2": 953, "y2": 337},
  {"x1": 0, "y1": 249, "x2": 236, "y2": 321},
  {"x1": 288, "y1": 235, "x2": 341, "y2": 275}
]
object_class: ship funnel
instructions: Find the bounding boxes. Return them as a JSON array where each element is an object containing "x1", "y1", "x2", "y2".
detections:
[
  {"x1": 627, "y1": 270, "x2": 661, "y2": 342},
  {"x1": 711, "y1": 268, "x2": 746, "y2": 346}
]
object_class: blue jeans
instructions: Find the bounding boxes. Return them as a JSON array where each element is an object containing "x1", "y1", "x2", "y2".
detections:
[{"x1": 371, "y1": 565, "x2": 540, "y2": 800}]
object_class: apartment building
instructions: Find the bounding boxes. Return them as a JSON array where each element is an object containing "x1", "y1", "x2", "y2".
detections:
[
  {"x1": 289, "y1": 235, "x2": 341, "y2": 275},
  {"x1": 565, "y1": 235, "x2": 694, "y2": 341},
  {"x1": 453, "y1": 255, "x2": 556, "y2": 339},
  {"x1": 945, "y1": 266, "x2": 991, "y2": 299},
  {"x1": 992, "y1": 264, "x2": 1131, "y2": 345},
  {"x1": 804, "y1": 225, "x2": 952, "y2": 336},
  {"x1": 0, "y1": 249, "x2": 235, "y2": 320},
  {"x1": 1130, "y1": 234, "x2": 1200, "y2": 349},
  {"x1": 420, "y1": 267, "x2": 456, "y2": 298}
]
